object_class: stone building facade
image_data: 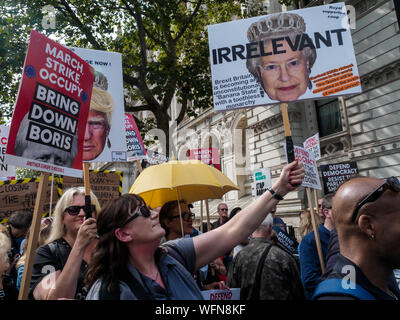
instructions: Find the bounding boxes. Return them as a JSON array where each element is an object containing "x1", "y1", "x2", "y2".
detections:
[{"x1": 96, "y1": 0, "x2": 400, "y2": 239}]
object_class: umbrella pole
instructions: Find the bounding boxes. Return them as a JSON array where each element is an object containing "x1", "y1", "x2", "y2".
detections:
[
  {"x1": 205, "y1": 199, "x2": 210, "y2": 232},
  {"x1": 175, "y1": 189, "x2": 184, "y2": 238},
  {"x1": 200, "y1": 201, "x2": 203, "y2": 233}
]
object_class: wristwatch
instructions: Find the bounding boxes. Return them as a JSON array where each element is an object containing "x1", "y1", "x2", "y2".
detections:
[{"x1": 268, "y1": 188, "x2": 284, "y2": 200}]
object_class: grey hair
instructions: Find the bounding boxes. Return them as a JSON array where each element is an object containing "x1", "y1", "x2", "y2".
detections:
[
  {"x1": 255, "y1": 213, "x2": 274, "y2": 233},
  {"x1": 246, "y1": 12, "x2": 316, "y2": 86}
]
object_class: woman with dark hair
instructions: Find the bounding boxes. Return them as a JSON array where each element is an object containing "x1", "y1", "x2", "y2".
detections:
[
  {"x1": 159, "y1": 200, "x2": 194, "y2": 241},
  {"x1": 86, "y1": 160, "x2": 305, "y2": 300}
]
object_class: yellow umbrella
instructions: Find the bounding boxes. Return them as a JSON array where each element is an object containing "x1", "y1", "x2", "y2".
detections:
[{"x1": 129, "y1": 159, "x2": 239, "y2": 209}]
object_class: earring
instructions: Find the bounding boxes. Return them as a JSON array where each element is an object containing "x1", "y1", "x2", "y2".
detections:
[{"x1": 370, "y1": 234, "x2": 375, "y2": 240}]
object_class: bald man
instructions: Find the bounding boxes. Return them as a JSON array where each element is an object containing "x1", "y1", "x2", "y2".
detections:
[{"x1": 313, "y1": 176, "x2": 400, "y2": 300}]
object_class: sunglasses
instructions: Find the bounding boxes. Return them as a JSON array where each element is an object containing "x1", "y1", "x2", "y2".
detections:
[
  {"x1": 220, "y1": 208, "x2": 228, "y2": 212},
  {"x1": 121, "y1": 205, "x2": 151, "y2": 227},
  {"x1": 170, "y1": 212, "x2": 195, "y2": 222},
  {"x1": 65, "y1": 205, "x2": 96, "y2": 216},
  {"x1": 351, "y1": 176, "x2": 400, "y2": 222}
]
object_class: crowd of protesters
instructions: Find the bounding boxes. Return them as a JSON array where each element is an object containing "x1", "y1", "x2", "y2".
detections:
[{"x1": 1, "y1": 162, "x2": 400, "y2": 300}]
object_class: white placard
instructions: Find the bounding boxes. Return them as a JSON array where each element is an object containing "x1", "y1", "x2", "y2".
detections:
[
  {"x1": 0, "y1": 125, "x2": 15, "y2": 180},
  {"x1": 252, "y1": 167, "x2": 272, "y2": 199},
  {"x1": 284, "y1": 144, "x2": 321, "y2": 190},
  {"x1": 208, "y1": 3, "x2": 361, "y2": 111},
  {"x1": 303, "y1": 132, "x2": 321, "y2": 161},
  {"x1": 201, "y1": 288, "x2": 240, "y2": 300},
  {"x1": 69, "y1": 47, "x2": 127, "y2": 163}
]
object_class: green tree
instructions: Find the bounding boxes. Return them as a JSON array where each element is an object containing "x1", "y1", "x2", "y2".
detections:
[{"x1": 0, "y1": 0, "x2": 271, "y2": 155}]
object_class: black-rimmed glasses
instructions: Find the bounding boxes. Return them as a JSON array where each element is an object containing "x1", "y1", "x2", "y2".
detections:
[
  {"x1": 351, "y1": 176, "x2": 400, "y2": 222},
  {"x1": 121, "y1": 205, "x2": 151, "y2": 227}
]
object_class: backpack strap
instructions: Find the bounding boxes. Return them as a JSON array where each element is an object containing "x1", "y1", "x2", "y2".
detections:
[
  {"x1": 313, "y1": 278, "x2": 376, "y2": 300},
  {"x1": 249, "y1": 243, "x2": 273, "y2": 300}
]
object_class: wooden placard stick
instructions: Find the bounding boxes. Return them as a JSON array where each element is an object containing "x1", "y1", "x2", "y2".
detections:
[
  {"x1": 313, "y1": 189, "x2": 320, "y2": 213},
  {"x1": 281, "y1": 102, "x2": 324, "y2": 273},
  {"x1": 18, "y1": 172, "x2": 50, "y2": 300},
  {"x1": 281, "y1": 103, "x2": 295, "y2": 163},
  {"x1": 205, "y1": 199, "x2": 211, "y2": 232},
  {"x1": 83, "y1": 162, "x2": 92, "y2": 219},
  {"x1": 306, "y1": 187, "x2": 325, "y2": 274},
  {"x1": 136, "y1": 160, "x2": 143, "y2": 173}
]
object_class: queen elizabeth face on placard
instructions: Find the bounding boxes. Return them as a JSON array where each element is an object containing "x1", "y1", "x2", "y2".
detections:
[{"x1": 258, "y1": 39, "x2": 310, "y2": 102}]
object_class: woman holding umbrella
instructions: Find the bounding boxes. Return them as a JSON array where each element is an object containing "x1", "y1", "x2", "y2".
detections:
[{"x1": 85, "y1": 160, "x2": 305, "y2": 300}]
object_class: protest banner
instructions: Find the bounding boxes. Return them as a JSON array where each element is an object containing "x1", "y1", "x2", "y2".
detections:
[
  {"x1": 187, "y1": 148, "x2": 221, "y2": 171},
  {"x1": 252, "y1": 167, "x2": 272, "y2": 199},
  {"x1": 320, "y1": 161, "x2": 358, "y2": 193},
  {"x1": 5, "y1": 30, "x2": 94, "y2": 178},
  {"x1": 284, "y1": 144, "x2": 321, "y2": 190},
  {"x1": 304, "y1": 132, "x2": 321, "y2": 161},
  {"x1": 69, "y1": 47, "x2": 127, "y2": 163},
  {"x1": 125, "y1": 113, "x2": 147, "y2": 164},
  {"x1": 283, "y1": 143, "x2": 324, "y2": 272},
  {"x1": 273, "y1": 225, "x2": 297, "y2": 254},
  {"x1": 201, "y1": 288, "x2": 240, "y2": 300},
  {"x1": 208, "y1": 3, "x2": 361, "y2": 111},
  {"x1": 0, "y1": 125, "x2": 15, "y2": 180},
  {"x1": 56, "y1": 170, "x2": 122, "y2": 208},
  {"x1": 141, "y1": 149, "x2": 170, "y2": 169},
  {"x1": 0, "y1": 176, "x2": 59, "y2": 224}
]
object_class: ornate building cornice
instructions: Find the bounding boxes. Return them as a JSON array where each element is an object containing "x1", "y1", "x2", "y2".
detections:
[
  {"x1": 247, "y1": 111, "x2": 301, "y2": 134},
  {"x1": 360, "y1": 60, "x2": 400, "y2": 91}
]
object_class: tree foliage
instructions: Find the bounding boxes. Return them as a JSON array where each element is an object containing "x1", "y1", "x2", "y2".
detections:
[{"x1": 0, "y1": 0, "x2": 269, "y2": 153}]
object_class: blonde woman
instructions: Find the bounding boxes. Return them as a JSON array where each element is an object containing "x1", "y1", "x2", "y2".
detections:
[
  {"x1": 29, "y1": 187, "x2": 100, "y2": 300},
  {"x1": 298, "y1": 209, "x2": 322, "y2": 240}
]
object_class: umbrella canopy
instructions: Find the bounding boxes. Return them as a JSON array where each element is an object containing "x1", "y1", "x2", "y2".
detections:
[{"x1": 129, "y1": 160, "x2": 239, "y2": 208}]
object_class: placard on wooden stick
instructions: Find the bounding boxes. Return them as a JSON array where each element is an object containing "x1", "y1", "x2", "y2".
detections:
[
  {"x1": 0, "y1": 176, "x2": 59, "y2": 223},
  {"x1": 58, "y1": 170, "x2": 122, "y2": 208},
  {"x1": 18, "y1": 172, "x2": 50, "y2": 300}
]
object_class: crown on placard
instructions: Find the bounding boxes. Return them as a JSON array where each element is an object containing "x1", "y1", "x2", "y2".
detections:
[{"x1": 247, "y1": 13, "x2": 306, "y2": 42}]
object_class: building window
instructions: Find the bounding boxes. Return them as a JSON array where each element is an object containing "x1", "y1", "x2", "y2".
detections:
[{"x1": 315, "y1": 98, "x2": 342, "y2": 137}]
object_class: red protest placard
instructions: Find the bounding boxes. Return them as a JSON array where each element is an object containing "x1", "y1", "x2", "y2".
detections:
[
  {"x1": 125, "y1": 113, "x2": 147, "y2": 161},
  {"x1": 5, "y1": 30, "x2": 94, "y2": 178},
  {"x1": 187, "y1": 148, "x2": 221, "y2": 171}
]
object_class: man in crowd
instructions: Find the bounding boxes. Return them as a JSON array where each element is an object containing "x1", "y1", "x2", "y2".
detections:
[
  {"x1": 227, "y1": 213, "x2": 304, "y2": 300},
  {"x1": 299, "y1": 193, "x2": 334, "y2": 299},
  {"x1": 211, "y1": 203, "x2": 229, "y2": 230},
  {"x1": 5, "y1": 211, "x2": 32, "y2": 284},
  {"x1": 313, "y1": 177, "x2": 400, "y2": 300}
]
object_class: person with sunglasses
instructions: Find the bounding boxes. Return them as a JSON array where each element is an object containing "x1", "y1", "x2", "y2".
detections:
[
  {"x1": 313, "y1": 176, "x2": 400, "y2": 300},
  {"x1": 159, "y1": 200, "x2": 196, "y2": 242},
  {"x1": 159, "y1": 200, "x2": 227, "y2": 291},
  {"x1": 210, "y1": 203, "x2": 229, "y2": 231},
  {"x1": 85, "y1": 160, "x2": 305, "y2": 300},
  {"x1": 29, "y1": 187, "x2": 101, "y2": 300}
]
